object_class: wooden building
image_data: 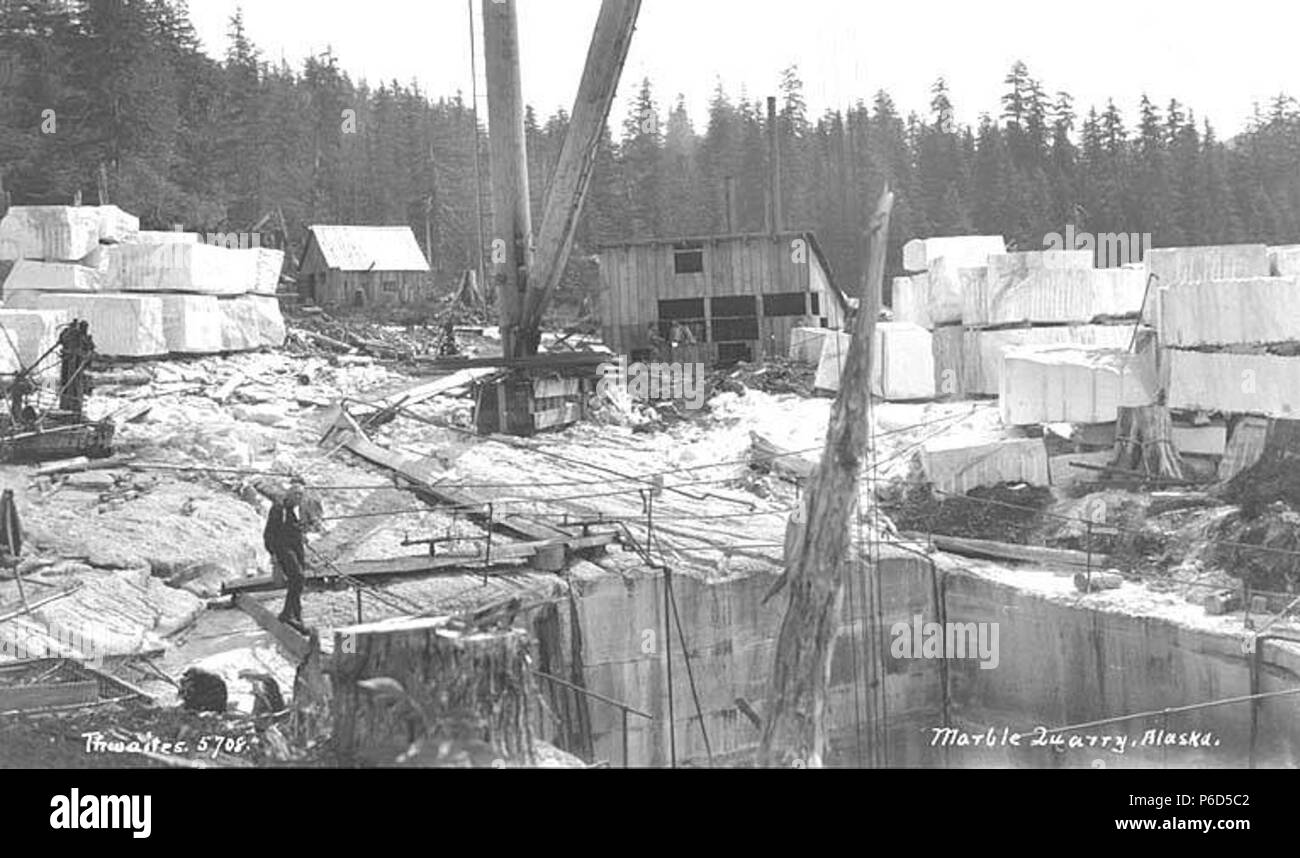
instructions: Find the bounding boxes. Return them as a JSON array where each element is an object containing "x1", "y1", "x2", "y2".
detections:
[
  {"x1": 298, "y1": 225, "x2": 431, "y2": 308},
  {"x1": 598, "y1": 231, "x2": 849, "y2": 365}
]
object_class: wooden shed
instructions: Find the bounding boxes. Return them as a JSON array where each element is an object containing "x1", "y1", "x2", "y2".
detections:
[
  {"x1": 298, "y1": 225, "x2": 431, "y2": 308},
  {"x1": 598, "y1": 231, "x2": 848, "y2": 365}
]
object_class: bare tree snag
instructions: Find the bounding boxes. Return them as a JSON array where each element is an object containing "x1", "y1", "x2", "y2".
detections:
[
  {"x1": 519, "y1": 0, "x2": 641, "y2": 344},
  {"x1": 1115, "y1": 405, "x2": 1184, "y2": 480},
  {"x1": 482, "y1": 0, "x2": 533, "y2": 360},
  {"x1": 759, "y1": 188, "x2": 893, "y2": 768}
]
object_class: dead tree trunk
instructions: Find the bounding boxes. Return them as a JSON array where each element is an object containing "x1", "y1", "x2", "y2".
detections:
[{"x1": 759, "y1": 188, "x2": 893, "y2": 768}]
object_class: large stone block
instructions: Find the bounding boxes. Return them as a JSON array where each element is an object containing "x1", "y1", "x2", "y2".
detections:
[
  {"x1": 999, "y1": 345, "x2": 1158, "y2": 425},
  {"x1": 1143, "y1": 245, "x2": 1270, "y2": 319},
  {"x1": 248, "y1": 295, "x2": 286, "y2": 348},
  {"x1": 1172, "y1": 423, "x2": 1227, "y2": 457},
  {"x1": 788, "y1": 326, "x2": 832, "y2": 363},
  {"x1": 968, "y1": 251, "x2": 1126, "y2": 326},
  {"x1": 1166, "y1": 349, "x2": 1300, "y2": 418},
  {"x1": 903, "y1": 235, "x2": 1005, "y2": 273},
  {"x1": 3, "y1": 260, "x2": 101, "y2": 293},
  {"x1": 132, "y1": 230, "x2": 201, "y2": 244},
  {"x1": 814, "y1": 324, "x2": 935, "y2": 400},
  {"x1": 1157, "y1": 277, "x2": 1300, "y2": 347},
  {"x1": 0, "y1": 308, "x2": 71, "y2": 379},
  {"x1": 218, "y1": 296, "x2": 261, "y2": 352},
  {"x1": 0, "y1": 206, "x2": 102, "y2": 261},
  {"x1": 4, "y1": 292, "x2": 166, "y2": 357},
  {"x1": 1270, "y1": 246, "x2": 1300, "y2": 277},
  {"x1": 920, "y1": 435, "x2": 1049, "y2": 495},
  {"x1": 252, "y1": 248, "x2": 285, "y2": 296},
  {"x1": 890, "y1": 275, "x2": 932, "y2": 328},
  {"x1": 931, "y1": 324, "x2": 965, "y2": 399},
  {"x1": 93, "y1": 205, "x2": 139, "y2": 244},
  {"x1": 159, "y1": 294, "x2": 222, "y2": 354},
  {"x1": 962, "y1": 324, "x2": 1142, "y2": 395},
  {"x1": 924, "y1": 257, "x2": 982, "y2": 325},
  {"x1": 111, "y1": 242, "x2": 260, "y2": 295}
]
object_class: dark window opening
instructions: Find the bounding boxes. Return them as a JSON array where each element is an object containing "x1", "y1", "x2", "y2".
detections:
[
  {"x1": 674, "y1": 249, "x2": 704, "y2": 274},
  {"x1": 656, "y1": 299, "x2": 705, "y2": 346},
  {"x1": 810, "y1": 293, "x2": 821, "y2": 315},
  {"x1": 710, "y1": 295, "x2": 759, "y2": 342},
  {"x1": 763, "y1": 292, "x2": 808, "y2": 317},
  {"x1": 717, "y1": 343, "x2": 753, "y2": 367}
]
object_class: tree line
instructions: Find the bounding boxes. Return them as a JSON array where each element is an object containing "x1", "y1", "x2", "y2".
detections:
[{"x1": 2, "y1": 1, "x2": 1298, "y2": 314}]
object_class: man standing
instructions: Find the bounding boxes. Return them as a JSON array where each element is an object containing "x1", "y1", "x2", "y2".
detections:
[{"x1": 264, "y1": 485, "x2": 308, "y2": 633}]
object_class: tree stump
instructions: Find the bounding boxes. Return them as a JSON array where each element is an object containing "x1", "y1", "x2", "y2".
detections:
[
  {"x1": 1114, "y1": 406, "x2": 1184, "y2": 480},
  {"x1": 332, "y1": 618, "x2": 535, "y2": 766}
]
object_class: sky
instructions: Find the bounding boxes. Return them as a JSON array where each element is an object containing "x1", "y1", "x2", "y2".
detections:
[{"x1": 185, "y1": 0, "x2": 1300, "y2": 137}]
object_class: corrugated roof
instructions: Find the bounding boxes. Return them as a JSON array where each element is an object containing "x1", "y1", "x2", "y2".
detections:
[{"x1": 306, "y1": 225, "x2": 430, "y2": 272}]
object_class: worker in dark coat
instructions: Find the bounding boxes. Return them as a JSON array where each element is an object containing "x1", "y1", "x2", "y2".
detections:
[{"x1": 264, "y1": 485, "x2": 308, "y2": 632}]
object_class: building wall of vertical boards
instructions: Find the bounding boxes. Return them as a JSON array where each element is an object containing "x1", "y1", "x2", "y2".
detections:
[{"x1": 599, "y1": 231, "x2": 845, "y2": 364}]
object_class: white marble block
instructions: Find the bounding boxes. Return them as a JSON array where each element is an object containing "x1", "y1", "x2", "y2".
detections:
[
  {"x1": 920, "y1": 435, "x2": 1049, "y2": 494},
  {"x1": 248, "y1": 295, "x2": 286, "y2": 348},
  {"x1": 111, "y1": 242, "x2": 260, "y2": 295},
  {"x1": 1269, "y1": 246, "x2": 1300, "y2": 277},
  {"x1": 1172, "y1": 424, "x2": 1227, "y2": 457},
  {"x1": 903, "y1": 236, "x2": 1006, "y2": 273},
  {"x1": 0, "y1": 308, "x2": 71, "y2": 379},
  {"x1": 3, "y1": 260, "x2": 101, "y2": 293},
  {"x1": 159, "y1": 294, "x2": 222, "y2": 354},
  {"x1": 252, "y1": 248, "x2": 285, "y2": 296},
  {"x1": 218, "y1": 296, "x2": 261, "y2": 352},
  {"x1": 4, "y1": 291, "x2": 166, "y2": 357},
  {"x1": 999, "y1": 344, "x2": 1158, "y2": 425},
  {"x1": 0, "y1": 206, "x2": 102, "y2": 261},
  {"x1": 962, "y1": 324, "x2": 1143, "y2": 395},
  {"x1": 1158, "y1": 277, "x2": 1300, "y2": 347},
  {"x1": 1144, "y1": 245, "x2": 1270, "y2": 319},
  {"x1": 1166, "y1": 349, "x2": 1300, "y2": 419},
  {"x1": 93, "y1": 205, "x2": 140, "y2": 243},
  {"x1": 789, "y1": 327, "x2": 832, "y2": 364},
  {"x1": 814, "y1": 324, "x2": 936, "y2": 400}
]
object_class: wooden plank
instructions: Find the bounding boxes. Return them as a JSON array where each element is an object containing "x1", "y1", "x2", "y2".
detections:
[
  {"x1": 373, "y1": 368, "x2": 498, "y2": 410},
  {"x1": 904, "y1": 532, "x2": 1111, "y2": 569},
  {"x1": 0, "y1": 680, "x2": 98, "y2": 713},
  {"x1": 328, "y1": 410, "x2": 569, "y2": 544},
  {"x1": 222, "y1": 532, "x2": 618, "y2": 594},
  {"x1": 233, "y1": 593, "x2": 310, "y2": 660}
]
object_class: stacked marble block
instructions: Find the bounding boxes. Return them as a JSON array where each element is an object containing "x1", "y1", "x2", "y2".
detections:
[
  {"x1": 810, "y1": 324, "x2": 936, "y2": 400},
  {"x1": 1152, "y1": 246, "x2": 1300, "y2": 453},
  {"x1": 896, "y1": 236, "x2": 1156, "y2": 492},
  {"x1": 0, "y1": 207, "x2": 285, "y2": 358}
]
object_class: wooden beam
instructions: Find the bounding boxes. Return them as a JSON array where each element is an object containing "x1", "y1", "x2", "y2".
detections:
[
  {"x1": 222, "y1": 532, "x2": 618, "y2": 594},
  {"x1": 520, "y1": 0, "x2": 642, "y2": 339},
  {"x1": 233, "y1": 593, "x2": 310, "y2": 660},
  {"x1": 482, "y1": 0, "x2": 533, "y2": 360},
  {"x1": 902, "y1": 532, "x2": 1111, "y2": 570},
  {"x1": 323, "y1": 408, "x2": 570, "y2": 544},
  {"x1": 760, "y1": 188, "x2": 892, "y2": 768}
]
